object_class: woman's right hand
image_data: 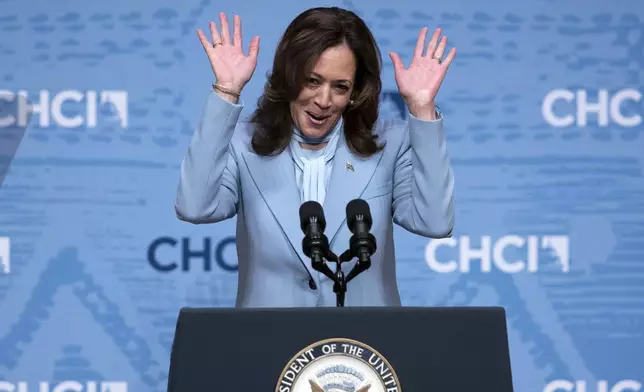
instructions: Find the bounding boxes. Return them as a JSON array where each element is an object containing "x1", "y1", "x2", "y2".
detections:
[{"x1": 197, "y1": 13, "x2": 260, "y2": 99}]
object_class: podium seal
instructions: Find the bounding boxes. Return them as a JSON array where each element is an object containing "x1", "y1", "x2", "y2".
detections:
[{"x1": 275, "y1": 337, "x2": 401, "y2": 392}]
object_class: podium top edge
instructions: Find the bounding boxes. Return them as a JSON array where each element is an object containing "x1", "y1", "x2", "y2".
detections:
[{"x1": 178, "y1": 306, "x2": 507, "y2": 314}]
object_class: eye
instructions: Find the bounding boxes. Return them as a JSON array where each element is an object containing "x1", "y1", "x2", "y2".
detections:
[
  {"x1": 307, "y1": 77, "x2": 320, "y2": 85},
  {"x1": 335, "y1": 84, "x2": 350, "y2": 92}
]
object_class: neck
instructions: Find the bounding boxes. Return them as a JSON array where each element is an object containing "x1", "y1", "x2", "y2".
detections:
[{"x1": 299, "y1": 141, "x2": 328, "y2": 150}]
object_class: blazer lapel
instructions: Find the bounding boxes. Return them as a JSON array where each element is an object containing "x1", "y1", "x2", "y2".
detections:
[
  {"x1": 241, "y1": 148, "x2": 315, "y2": 277},
  {"x1": 240, "y1": 132, "x2": 383, "y2": 276},
  {"x1": 323, "y1": 134, "x2": 384, "y2": 247}
]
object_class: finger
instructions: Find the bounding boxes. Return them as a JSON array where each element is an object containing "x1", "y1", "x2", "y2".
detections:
[
  {"x1": 425, "y1": 28, "x2": 442, "y2": 57},
  {"x1": 196, "y1": 29, "x2": 212, "y2": 51},
  {"x1": 441, "y1": 47, "x2": 457, "y2": 69},
  {"x1": 434, "y1": 36, "x2": 448, "y2": 60},
  {"x1": 248, "y1": 35, "x2": 260, "y2": 58},
  {"x1": 389, "y1": 52, "x2": 405, "y2": 71},
  {"x1": 219, "y1": 12, "x2": 231, "y2": 44},
  {"x1": 209, "y1": 21, "x2": 221, "y2": 45},
  {"x1": 233, "y1": 15, "x2": 242, "y2": 48},
  {"x1": 413, "y1": 27, "x2": 428, "y2": 59}
]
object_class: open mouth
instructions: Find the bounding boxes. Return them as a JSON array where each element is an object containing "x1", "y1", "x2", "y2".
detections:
[{"x1": 306, "y1": 111, "x2": 330, "y2": 125}]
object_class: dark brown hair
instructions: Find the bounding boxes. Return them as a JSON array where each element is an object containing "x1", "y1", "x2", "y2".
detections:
[{"x1": 249, "y1": 7, "x2": 384, "y2": 157}]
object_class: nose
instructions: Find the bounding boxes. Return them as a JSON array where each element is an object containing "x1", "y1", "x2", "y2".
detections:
[{"x1": 313, "y1": 85, "x2": 332, "y2": 109}]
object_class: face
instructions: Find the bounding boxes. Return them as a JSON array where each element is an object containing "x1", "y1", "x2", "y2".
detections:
[{"x1": 290, "y1": 43, "x2": 357, "y2": 139}]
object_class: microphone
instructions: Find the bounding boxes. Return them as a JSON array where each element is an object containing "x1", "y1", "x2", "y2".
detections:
[
  {"x1": 342, "y1": 199, "x2": 376, "y2": 282},
  {"x1": 299, "y1": 201, "x2": 337, "y2": 283}
]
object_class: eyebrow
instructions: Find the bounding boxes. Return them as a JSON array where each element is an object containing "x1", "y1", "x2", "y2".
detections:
[{"x1": 311, "y1": 72, "x2": 352, "y2": 85}]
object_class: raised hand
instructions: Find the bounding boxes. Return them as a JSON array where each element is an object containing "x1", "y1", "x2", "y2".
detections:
[
  {"x1": 389, "y1": 27, "x2": 456, "y2": 120},
  {"x1": 196, "y1": 13, "x2": 260, "y2": 98}
]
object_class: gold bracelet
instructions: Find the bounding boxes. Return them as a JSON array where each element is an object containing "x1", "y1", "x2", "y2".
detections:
[{"x1": 212, "y1": 83, "x2": 240, "y2": 98}]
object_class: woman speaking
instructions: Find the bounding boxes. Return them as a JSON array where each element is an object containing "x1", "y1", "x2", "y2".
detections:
[{"x1": 175, "y1": 7, "x2": 456, "y2": 308}]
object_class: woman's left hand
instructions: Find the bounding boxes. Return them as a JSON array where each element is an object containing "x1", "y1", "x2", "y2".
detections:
[{"x1": 389, "y1": 27, "x2": 456, "y2": 121}]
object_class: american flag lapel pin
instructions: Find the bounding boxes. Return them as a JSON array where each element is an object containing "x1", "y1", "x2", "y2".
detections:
[{"x1": 346, "y1": 161, "x2": 355, "y2": 172}]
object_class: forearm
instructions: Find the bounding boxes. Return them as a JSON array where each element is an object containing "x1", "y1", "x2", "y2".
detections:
[
  {"x1": 393, "y1": 113, "x2": 455, "y2": 238},
  {"x1": 175, "y1": 92, "x2": 243, "y2": 223}
]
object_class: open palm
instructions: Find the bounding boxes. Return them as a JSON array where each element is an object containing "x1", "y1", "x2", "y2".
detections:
[
  {"x1": 389, "y1": 27, "x2": 456, "y2": 112},
  {"x1": 196, "y1": 13, "x2": 260, "y2": 94}
]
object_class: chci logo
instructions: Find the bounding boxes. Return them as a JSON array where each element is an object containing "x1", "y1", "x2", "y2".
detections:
[{"x1": 275, "y1": 338, "x2": 401, "y2": 392}]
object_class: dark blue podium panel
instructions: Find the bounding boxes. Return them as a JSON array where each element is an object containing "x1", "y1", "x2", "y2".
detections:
[{"x1": 167, "y1": 307, "x2": 514, "y2": 391}]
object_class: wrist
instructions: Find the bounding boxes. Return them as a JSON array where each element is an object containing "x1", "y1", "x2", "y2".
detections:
[
  {"x1": 408, "y1": 102, "x2": 437, "y2": 121},
  {"x1": 212, "y1": 83, "x2": 241, "y2": 104},
  {"x1": 213, "y1": 81, "x2": 243, "y2": 95}
]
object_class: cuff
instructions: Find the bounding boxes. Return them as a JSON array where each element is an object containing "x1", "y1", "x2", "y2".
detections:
[
  {"x1": 200, "y1": 90, "x2": 245, "y2": 130},
  {"x1": 408, "y1": 108, "x2": 443, "y2": 123},
  {"x1": 407, "y1": 108, "x2": 446, "y2": 148},
  {"x1": 208, "y1": 90, "x2": 245, "y2": 109}
]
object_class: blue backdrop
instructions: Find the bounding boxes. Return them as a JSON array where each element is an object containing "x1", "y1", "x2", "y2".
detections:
[{"x1": 1, "y1": 0, "x2": 643, "y2": 391}]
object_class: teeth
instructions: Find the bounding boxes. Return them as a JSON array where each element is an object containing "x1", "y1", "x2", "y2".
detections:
[{"x1": 308, "y1": 112, "x2": 326, "y2": 122}]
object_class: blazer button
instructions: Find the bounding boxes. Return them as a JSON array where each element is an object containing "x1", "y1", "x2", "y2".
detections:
[{"x1": 308, "y1": 278, "x2": 317, "y2": 290}]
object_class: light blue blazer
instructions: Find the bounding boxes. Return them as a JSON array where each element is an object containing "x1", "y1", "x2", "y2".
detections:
[{"x1": 175, "y1": 92, "x2": 455, "y2": 308}]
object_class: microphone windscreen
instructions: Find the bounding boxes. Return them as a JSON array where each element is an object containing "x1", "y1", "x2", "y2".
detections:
[
  {"x1": 299, "y1": 201, "x2": 326, "y2": 232},
  {"x1": 346, "y1": 199, "x2": 372, "y2": 230}
]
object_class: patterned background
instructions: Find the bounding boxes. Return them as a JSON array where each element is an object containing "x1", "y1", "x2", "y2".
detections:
[{"x1": 0, "y1": 0, "x2": 643, "y2": 391}]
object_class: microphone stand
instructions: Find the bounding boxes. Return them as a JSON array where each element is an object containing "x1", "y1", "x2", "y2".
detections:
[
  {"x1": 307, "y1": 248, "x2": 348, "y2": 308},
  {"x1": 303, "y1": 231, "x2": 374, "y2": 308},
  {"x1": 307, "y1": 250, "x2": 373, "y2": 308},
  {"x1": 332, "y1": 260, "x2": 347, "y2": 308},
  {"x1": 332, "y1": 226, "x2": 376, "y2": 307}
]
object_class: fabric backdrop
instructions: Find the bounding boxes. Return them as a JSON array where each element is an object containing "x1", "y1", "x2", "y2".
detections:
[{"x1": 0, "y1": 0, "x2": 642, "y2": 391}]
